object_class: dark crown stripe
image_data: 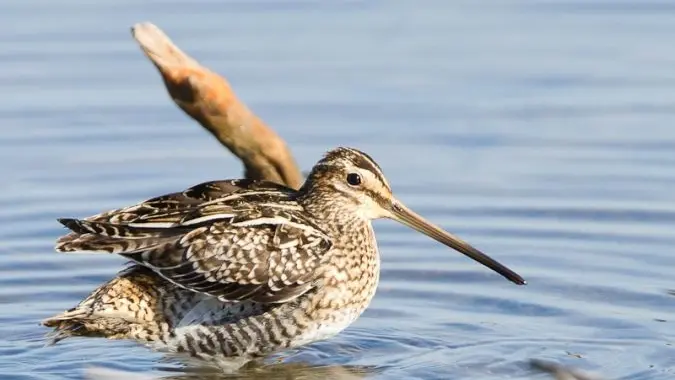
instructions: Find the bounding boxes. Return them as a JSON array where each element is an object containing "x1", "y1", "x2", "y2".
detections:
[{"x1": 341, "y1": 147, "x2": 390, "y2": 191}]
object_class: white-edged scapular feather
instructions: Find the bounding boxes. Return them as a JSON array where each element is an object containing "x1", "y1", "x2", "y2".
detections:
[
  {"x1": 178, "y1": 213, "x2": 236, "y2": 226},
  {"x1": 231, "y1": 216, "x2": 329, "y2": 238}
]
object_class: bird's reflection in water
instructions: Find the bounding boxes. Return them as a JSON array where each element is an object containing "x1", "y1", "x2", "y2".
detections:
[
  {"x1": 86, "y1": 356, "x2": 377, "y2": 380},
  {"x1": 529, "y1": 359, "x2": 605, "y2": 380},
  {"x1": 86, "y1": 354, "x2": 614, "y2": 380},
  {"x1": 88, "y1": 359, "x2": 612, "y2": 380},
  {"x1": 161, "y1": 362, "x2": 374, "y2": 380}
]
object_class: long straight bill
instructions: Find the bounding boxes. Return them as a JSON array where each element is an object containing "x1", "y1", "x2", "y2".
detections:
[{"x1": 388, "y1": 200, "x2": 526, "y2": 285}]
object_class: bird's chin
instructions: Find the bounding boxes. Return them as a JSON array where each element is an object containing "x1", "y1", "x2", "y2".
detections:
[{"x1": 356, "y1": 204, "x2": 391, "y2": 221}]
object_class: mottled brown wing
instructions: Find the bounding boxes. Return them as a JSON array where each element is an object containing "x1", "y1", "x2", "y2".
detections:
[
  {"x1": 128, "y1": 209, "x2": 333, "y2": 303},
  {"x1": 55, "y1": 179, "x2": 295, "y2": 250},
  {"x1": 56, "y1": 179, "x2": 333, "y2": 304}
]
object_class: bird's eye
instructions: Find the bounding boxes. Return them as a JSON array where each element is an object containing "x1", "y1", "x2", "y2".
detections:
[{"x1": 346, "y1": 173, "x2": 362, "y2": 186}]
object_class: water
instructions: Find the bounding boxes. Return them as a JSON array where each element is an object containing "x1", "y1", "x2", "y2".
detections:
[{"x1": 2, "y1": 1, "x2": 675, "y2": 379}]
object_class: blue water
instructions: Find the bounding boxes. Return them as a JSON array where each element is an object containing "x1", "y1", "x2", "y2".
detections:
[{"x1": 2, "y1": 1, "x2": 675, "y2": 379}]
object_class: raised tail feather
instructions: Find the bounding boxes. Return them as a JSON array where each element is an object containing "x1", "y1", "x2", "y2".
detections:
[{"x1": 42, "y1": 307, "x2": 91, "y2": 345}]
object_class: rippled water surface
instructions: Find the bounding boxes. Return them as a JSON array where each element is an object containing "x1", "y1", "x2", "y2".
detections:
[{"x1": 3, "y1": 1, "x2": 675, "y2": 379}]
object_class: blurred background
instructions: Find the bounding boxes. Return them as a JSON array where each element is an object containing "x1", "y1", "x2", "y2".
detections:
[{"x1": 2, "y1": 0, "x2": 675, "y2": 379}]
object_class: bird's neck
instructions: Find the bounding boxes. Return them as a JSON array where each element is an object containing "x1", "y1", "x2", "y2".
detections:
[{"x1": 294, "y1": 187, "x2": 381, "y2": 329}]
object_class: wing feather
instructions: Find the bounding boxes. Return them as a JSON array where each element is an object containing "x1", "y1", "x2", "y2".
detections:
[{"x1": 55, "y1": 179, "x2": 332, "y2": 304}]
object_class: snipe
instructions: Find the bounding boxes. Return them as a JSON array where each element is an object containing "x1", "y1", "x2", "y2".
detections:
[{"x1": 50, "y1": 147, "x2": 525, "y2": 362}]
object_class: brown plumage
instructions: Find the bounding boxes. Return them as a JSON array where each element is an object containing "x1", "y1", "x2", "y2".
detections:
[
  {"x1": 45, "y1": 147, "x2": 524, "y2": 365},
  {"x1": 43, "y1": 265, "x2": 192, "y2": 343},
  {"x1": 43, "y1": 180, "x2": 285, "y2": 345},
  {"x1": 55, "y1": 179, "x2": 330, "y2": 304}
]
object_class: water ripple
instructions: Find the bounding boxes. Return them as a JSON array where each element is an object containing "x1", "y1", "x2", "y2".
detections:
[{"x1": 3, "y1": 0, "x2": 675, "y2": 379}]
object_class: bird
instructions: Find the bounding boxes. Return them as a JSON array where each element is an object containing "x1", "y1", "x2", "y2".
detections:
[{"x1": 45, "y1": 147, "x2": 525, "y2": 365}]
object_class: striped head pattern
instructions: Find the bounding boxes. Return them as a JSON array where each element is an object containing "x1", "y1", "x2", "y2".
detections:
[{"x1": 302, "y1": 147, "x2": 394, "y2": 220}]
